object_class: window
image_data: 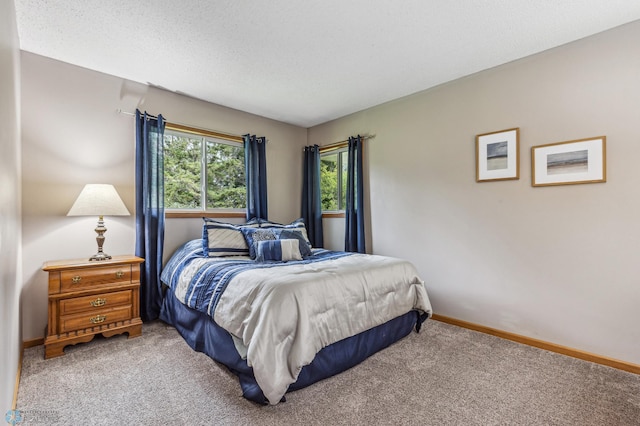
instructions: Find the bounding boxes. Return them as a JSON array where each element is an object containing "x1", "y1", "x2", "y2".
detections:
[
  {"x1": 320, "y1": 148, "x2": 348, "y2": 211},
  {"x1": 163, "y1": 128, "x2": 245, "y2": 211}
]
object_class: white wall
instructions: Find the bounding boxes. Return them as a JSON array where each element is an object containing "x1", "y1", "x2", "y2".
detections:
[
  {"x1": 309, "y1": 21, "x2": 640, "y2": 365},
  {"x1": 0, "y1": 0, "x2": 21, "y2": 412},
  {"x1": 20, "y1": 53, "x2": 307, "y2": 340}
]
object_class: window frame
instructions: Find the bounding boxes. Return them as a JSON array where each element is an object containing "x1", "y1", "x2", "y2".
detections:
[
  {"x1": 319, "y1": 144, "x2": 348, "y2": 217},
  {"x1": 163, "y1": 123, "x2": 246, "y2": 219}
]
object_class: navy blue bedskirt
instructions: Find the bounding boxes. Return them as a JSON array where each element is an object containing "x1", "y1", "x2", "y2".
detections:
[{"x1": 159, "y1": 290, "x2": 425, "y2": 404}]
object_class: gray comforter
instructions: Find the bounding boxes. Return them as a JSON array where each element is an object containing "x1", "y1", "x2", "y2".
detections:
[{"x1": 212, "y1": 252, "x2": 433, "y2": 404}]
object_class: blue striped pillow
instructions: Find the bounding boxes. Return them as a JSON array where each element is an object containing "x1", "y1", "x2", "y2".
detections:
[
  {"x1": 240, "y1": 227, "x2": 277, "y2": 259},
  {"x1": 202, "y1": 219, "x2": 260, "y2": 257},
  {"x1": 255, "y1": 239, "x2": 303, "y2": 262}
]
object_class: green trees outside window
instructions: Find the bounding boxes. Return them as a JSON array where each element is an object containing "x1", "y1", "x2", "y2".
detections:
[
  {"x1": 320, "y1": 149, "x2": 347, "y2": 211},
  {"x1": 164, "y1": 130, "x2": 246, "y2": 210},
  {"x1": 164, "y1": 130, "x2": 347, "y2": 213}
]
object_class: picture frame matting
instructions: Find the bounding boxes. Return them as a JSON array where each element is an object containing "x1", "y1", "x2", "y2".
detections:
[
  {"x1": 531, "y1": 136, "x2": 606, "y2": 187},
  {"x1": 476, "y1": 127, "x2": 520, "y2": 182}
]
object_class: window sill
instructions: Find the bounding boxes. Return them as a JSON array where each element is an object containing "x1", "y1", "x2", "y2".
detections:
[
  {"x1": 322, "y1": 212, "x2": 345, "y2": 219},
  {"x1": 166, "y1": 211, "x2": 247, "y2": 219}
]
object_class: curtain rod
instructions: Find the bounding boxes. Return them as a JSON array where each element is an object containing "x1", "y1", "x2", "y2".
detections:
[
  {"x1": 316, "y1": 134, "x2": 376, "y2": 153},
  {"x1": 116, "y1": 109, "x2": 244, "y2": 143}
]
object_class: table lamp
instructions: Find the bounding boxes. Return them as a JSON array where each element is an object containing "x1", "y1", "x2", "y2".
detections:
[{"x1": 67, "y1": 184, "x2": 130, "y2": 261}]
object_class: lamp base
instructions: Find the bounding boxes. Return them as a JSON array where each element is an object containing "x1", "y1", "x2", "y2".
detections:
[
  {"x1": 89, "y1": 252, "x2": 112, "y2": 261},
  {"x1": 90, "y1": 215, "x2": 112, "y2": 261}
]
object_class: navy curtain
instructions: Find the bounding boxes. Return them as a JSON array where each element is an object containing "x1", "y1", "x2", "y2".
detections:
[
  {"x1": 301, "y1": 145, "x2": 324, "y2": 248},
  {"x1": 244, "y1": 134, "x2": 268, "y2": 221},
  {"x1": 135, "y1": 110, "x2": 166, "y2": 322},
  {"x1": 345, "y1": 135, "x2": 366, "y2": 253}
]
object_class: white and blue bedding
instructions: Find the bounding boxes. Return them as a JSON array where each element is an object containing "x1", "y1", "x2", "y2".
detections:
[{"x1": 161, "y1": 239, "x2": 432, "y2": 405}]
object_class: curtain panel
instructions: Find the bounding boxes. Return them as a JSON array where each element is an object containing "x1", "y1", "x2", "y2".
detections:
[
  {"x1": 301, "y1": 145, "x2": 324, "y2": 248},
  {"x1": 244, "y1": 134, "x2": 268, "y2": 221},
  {"x1": 135, "y1": 110, "x2": 166, "y2": 321},
  {"x1": 345, "y1": 135, "x2": 366, "y2": 253}
]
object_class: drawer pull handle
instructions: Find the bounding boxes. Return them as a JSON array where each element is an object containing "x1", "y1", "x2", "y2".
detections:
[
  {"x1": 115, "y1": 271, "x2": 125, "y2": 278},
  {"x1": 90, "y1": 298, "x2": 107, "y2": 307},
  {"x1": 90, "y1": 315, "x2": 106, "y2": 324},
  {"x1": 71, "y1": 276, "x2": 82, "y2": 284}
]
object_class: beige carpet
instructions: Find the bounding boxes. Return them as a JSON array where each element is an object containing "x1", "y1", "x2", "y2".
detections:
[{"x1": 16, "y1": 320, "x2": 640, "y2": 425}]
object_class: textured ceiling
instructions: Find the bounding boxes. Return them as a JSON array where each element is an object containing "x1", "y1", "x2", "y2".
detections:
[{"x1": 14, "y1": 1, "x2": 640, "y2": 127}]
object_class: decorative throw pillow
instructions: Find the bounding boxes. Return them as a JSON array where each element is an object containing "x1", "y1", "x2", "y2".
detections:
[
  {"x1": 202, "y1": 219, "x2": 260, "y2": 257},
  {"x1": 256, "y1": 218, "x2": 312, "y2": 247},
  {"x1": 255, "y1": 239, "x2": 302, "y2": 262},
  {"x1": 240, "y1": 227, "x2": 277, "y2": 259},
  {"x1": 274, "y1": 229, "x2": 312, "y2": 257}
]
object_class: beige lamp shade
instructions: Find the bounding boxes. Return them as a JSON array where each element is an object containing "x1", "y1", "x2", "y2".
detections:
[
  {"x1": 67, "y1": 184, "x2": 130, "y2": 261},
  {"x1": 67, "y1": 184, "x2": 130, "y2": 217}
]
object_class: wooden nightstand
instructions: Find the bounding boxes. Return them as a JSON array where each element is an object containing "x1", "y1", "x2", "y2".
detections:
[{"x1": 43, "y1": 255, "x2": 144, "y2": 359}]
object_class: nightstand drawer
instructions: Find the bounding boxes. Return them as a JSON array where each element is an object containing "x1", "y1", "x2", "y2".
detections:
[
  {"x1": 59, "y1": 305, "x2": 133, "y2": 333},
  {"x1": 59, "y1": 290, "x2": 132, "y2": 316},
  {"x1": 60, "y1": 265, "x2": 131, "y2": 291}
]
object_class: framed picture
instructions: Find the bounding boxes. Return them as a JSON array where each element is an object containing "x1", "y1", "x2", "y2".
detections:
[
  {"x1": 476, "y1": 128, "x2": 519, "y2": 182},
  {"x1": 531, "y1": 136, "x2": 606, "y2": 187}
]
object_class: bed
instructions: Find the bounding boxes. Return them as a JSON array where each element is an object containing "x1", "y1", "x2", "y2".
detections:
[{"x1": 159, "y1": 219, "x2": 433, "y2": 405}]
